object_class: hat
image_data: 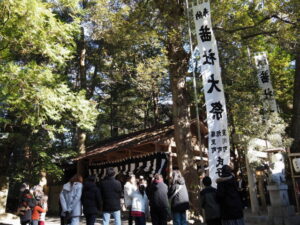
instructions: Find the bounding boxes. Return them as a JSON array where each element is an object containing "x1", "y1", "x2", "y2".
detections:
[
  {"x1": 221, "y1": 165, "x2": 232, "y2": 177},
  {"x1": 202, "y1": 176, "x2": 212, "y2": 186}
]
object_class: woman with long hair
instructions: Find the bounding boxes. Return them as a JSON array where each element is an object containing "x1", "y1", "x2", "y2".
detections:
[{"x1": 60, "y1": 174, "x2": 83, "y2": 225}]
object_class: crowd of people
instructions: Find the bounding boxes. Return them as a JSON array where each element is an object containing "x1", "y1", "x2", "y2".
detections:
[
  {"x1": 17, "y1": 164, "x2": 245, "y2": 225},
  {"x1": 58, "y1": 168, "x2": 190, "y2": 225},
  {"x1": 17, "y1": 183, "x2": 48, "y2": 225}
]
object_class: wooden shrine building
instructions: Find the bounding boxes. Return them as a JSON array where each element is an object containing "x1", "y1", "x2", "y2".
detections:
[
  {"x1": 47, "y1": 120, "x2": 208, "y2": 214},
  {"x1": 76, "y1": 120, "x2": 208, "y2": 182}
]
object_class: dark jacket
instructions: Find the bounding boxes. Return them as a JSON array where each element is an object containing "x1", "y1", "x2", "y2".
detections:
[
  {"x1": 168, "y1": 178, "x2": 190, "y2": 212},
  {"x1": 217, "y1": 176, "x2": 243, "y2": 220},
  {"x1": 148, "y1": 180, "x2": 169, "y2": 209},
  {"x1": 200, "y1": 186, "x2": 221, "y2": 220},
  {"x1": 18, "y1": 192, "x2": 36, "y2": 222},
  {"x1": 100, "y1": 176, "x2": 122, "y2": 212},
  {"x1": 82, "y1": 181, "x2": 102, "y2": 215}
]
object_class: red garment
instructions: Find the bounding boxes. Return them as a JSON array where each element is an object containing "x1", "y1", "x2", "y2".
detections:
[
  {"x1": 153, "y1": 178, "x2": 163, "y2": 183},
  {"x1": 32, "y1": 206, "x2": 45, "y2": 220},
  {"x1": 131, "y1": 211, "x2": 145, "y2": 217},
  {"x1": 39, "y1": 221, "x2": 45, "y2": 225},
  {"x1": 21, "y1": 194, "x2": 34, "y2": 207}
]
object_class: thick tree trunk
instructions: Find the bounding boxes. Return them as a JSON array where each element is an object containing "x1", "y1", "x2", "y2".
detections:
[
  {"x1": 163, "y1": 1, "x2": 199, "y2": 214},
  {"x1": 291, "y1": 51, "x2": 300, "y2": 153},
  {"x1": 169, "y1": 60, "x2": 200, "y2": 216}
]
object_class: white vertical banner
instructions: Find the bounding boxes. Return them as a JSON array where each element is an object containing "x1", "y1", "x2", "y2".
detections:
[
  {"x1": 254, "y1": 52, "x2": 278, "y2": 113},
  {"x1": 192, "y1": 1, "x2": 230, "y2": 185}
]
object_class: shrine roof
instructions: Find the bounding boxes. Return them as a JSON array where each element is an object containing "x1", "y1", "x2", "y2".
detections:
[{"x1": 75, "y1": 119, "x2": 207, "y2": 160}]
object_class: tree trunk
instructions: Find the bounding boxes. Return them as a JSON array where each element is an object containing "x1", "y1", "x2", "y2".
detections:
[
  {"x1": 110, "y1": 89, "x2": 118, "y2": 137},
  {"x1": 152, "y1": 90, "x2": 159, "y2": 126},
  {"x1": 77, "y1": 25, "x2": 87, "y2": 175},
  {"x1": 291, "y1": 50, "x2": 300, "y2": 153},
  {"x1": 79, "y1": 27, "x2": 87, "y2": 90},
  {"x1": 0, "y1": 176, "x2": 9, "y2": 214},
  {"x1": 77, "y1": 129, "x2": 86, "y2": 176},
  {"x1": 153, "y1": 0, "x2": 200, "y2": 215}
]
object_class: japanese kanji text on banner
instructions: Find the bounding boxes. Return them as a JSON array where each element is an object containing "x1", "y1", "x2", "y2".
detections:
[
  {"x1": 192, "y1": 1, "x2": 230, "y2": 186},
  {"x1": 254, "y1": 52, "x2": 278, "y2": 113}
]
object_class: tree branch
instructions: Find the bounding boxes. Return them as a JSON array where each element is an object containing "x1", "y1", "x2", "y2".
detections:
[
  {"x1": 241, "y1": 31, "x2": 277, "y2": 40},
  {"x1": 271, "y1": 15, "x2": 297, "y2": 26},
  {"x1": 214, "y1": 15, "x2": 272, "y2": 33},
  {"x1": 214, "y1": 14, "x2": 297, "y2": 34}
]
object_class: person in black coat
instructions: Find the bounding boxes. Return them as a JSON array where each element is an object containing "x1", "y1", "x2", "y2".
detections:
[
  {"x1": 200, "y1": 176, "x2": 221, "y2": 225},
  {"x1": 168, "y1": 170, "x2": 189, "y2": 225},
  {"x1": 82, "y1": 176, "x2": 102, "y2": 225},
  {"x1": 216, "y1": 165, "x2": 245, "y2": 225},
  {"x1": 100, "y1": 167, "x2": 122, "y2": 225},
  {"x1": 148, "y1": 174, "x2": 169, "y2": 225}
]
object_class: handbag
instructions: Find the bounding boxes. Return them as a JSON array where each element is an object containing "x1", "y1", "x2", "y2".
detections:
[
  {"x1": 63, "y1": 211, "x2": 72, "y2": 224},
  {"x1": 169, "y1": 185, "x2": 182, "y2": 206},
  {"x1": 167, "y1": 185, "x2": 183, "y2": 221}
]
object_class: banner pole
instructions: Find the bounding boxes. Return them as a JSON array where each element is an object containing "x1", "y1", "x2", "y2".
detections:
[{"x1": 185, "y1": 0, "x2": 204, "y2": 168}]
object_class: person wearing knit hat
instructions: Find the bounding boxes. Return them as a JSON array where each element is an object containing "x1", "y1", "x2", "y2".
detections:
[{"x1": 216, "y1": 165, "x2": 245, "y2": 225}]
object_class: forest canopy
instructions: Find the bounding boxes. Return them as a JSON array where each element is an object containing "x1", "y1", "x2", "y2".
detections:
[{"x1": 0, "y1": 0, "x2": 298, "y2": 183}]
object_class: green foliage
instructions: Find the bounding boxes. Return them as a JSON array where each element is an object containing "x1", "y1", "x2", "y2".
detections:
[
  {"x1": 0, "y1": 62, "x2": 98, "y2": 134},
  {"x1": 0, "y1": 0, "x2": 98, "y2": 183},
  {"x1": 0, "y1": 0, "x2": 80, "y2": 64},
  {"x1": 0, "y1": 0, "x2": 298, "y2": 183}
]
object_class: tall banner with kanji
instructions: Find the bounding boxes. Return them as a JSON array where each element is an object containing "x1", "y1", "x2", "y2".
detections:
[
  {"x1": 192, "y1": 1, "x2": 230, "y2": 185},
  {"x1": 254, "y1": 52, "x2": 278, "y2": 113}
]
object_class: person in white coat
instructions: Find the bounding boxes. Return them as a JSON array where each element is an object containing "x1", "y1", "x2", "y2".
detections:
[
  {"x1": 60, "y1": 174, "x2": 83, "y2": 225},
  {"x1": 124, "y1": 174, "x2": 137, "y2": 225},
  {"x1": 130, "y1": 180, "x2": 149, "y2": 225}
]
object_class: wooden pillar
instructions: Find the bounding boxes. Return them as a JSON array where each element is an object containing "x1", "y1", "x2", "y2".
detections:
[
  {"x1": 257, "y1": 174, "x2": 267, "y2": 211},
  {"x1": 246, "y1": 157, "x2": 260, "y2": 214},
  {"x1": 155, "y1": 142, "x2": 161, "y2": 152}
]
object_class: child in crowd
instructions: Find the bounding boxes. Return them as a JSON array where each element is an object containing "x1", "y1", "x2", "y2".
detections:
[
  {"x1": 32, "y1": 200, "x2": 46, "y2": 225},
  {"x1": 39, "y1": 195, "x2": 48, "y2": 225},
  {"x1": 131, "y1": 179, "x2": 149, "y2": 225},
  {"x1": 200, "y1": 176, "x2": 222, "y2": 225},
  {"x1": 18, "y1": 188, "x2": 36, "y2": 225}
]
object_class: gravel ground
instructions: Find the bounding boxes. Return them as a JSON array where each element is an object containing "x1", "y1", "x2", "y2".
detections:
[{"x1": 0, "y1": 215, "x2": 258, "y2": 225}]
